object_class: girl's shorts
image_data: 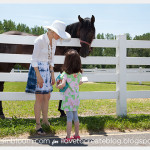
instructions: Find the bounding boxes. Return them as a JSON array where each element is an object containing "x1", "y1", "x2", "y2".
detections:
[{"x1": 25, "y1": 61, "x2": 53, "y2": 94}]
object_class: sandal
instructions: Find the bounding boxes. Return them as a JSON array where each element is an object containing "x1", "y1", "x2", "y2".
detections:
[{"x1": 36, "y1": 128, "x2": 46, "y2": 135}]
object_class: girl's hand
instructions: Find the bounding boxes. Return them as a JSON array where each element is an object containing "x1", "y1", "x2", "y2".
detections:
[
  {"x1": 57, "y1": 79, "x2": 61, "y2": 85},
  {"x1": 56, "y1": 84, "x2": 61, "y2": 90}
]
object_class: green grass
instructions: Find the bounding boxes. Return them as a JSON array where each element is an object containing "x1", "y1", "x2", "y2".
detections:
[
  {"x1": 3, "y1": 99, "x2": 150, "y2": 118},
  {"x1": 4, "y1": 81, "x2": 150, "y2": 92},
  {"x1": 3, "y1": 82, "x2": 150, "y2": 117},
  {"x1": 0, "y1": 114, "x2": 150, "y2": 138},
  {"x1": 0, "y1": 82, "x2": 150, "y2": 138}
]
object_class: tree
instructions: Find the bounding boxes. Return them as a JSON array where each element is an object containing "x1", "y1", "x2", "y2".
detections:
[
  {"x1": 31, "y1": 26, "x2": 46, "y2": 35},
  {"x1": 0, "y1": 21, "x2": 3, "y2": 33},
  {"x1": 126, "y1": 33, "x2": 132, "y2": 40},
  {"x1": 128, "y1": 33, "x2": 150, "y2": 68},
  {"x1": 3, "y1": 19, "x2": 16, "y2": 32}
]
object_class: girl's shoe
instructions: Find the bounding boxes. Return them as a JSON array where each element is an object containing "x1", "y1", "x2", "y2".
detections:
[
  {"x1": 72, "y1": 135, "x2": 80, "y2": 139},
  {"x1": 62, "y1": 136, "x2": 72, "y2": 142}
]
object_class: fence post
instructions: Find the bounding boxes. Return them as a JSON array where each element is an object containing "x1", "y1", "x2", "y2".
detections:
[
  {"x1": 138, "y1": 67, "x2": 142, "y2": 85},
  {"x1": 116, "y1": 35, "x2": 127, "y2": 116}
]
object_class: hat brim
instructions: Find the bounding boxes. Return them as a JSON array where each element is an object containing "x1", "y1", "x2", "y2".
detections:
[{"x1": 44, "y1": 26, "x2": 71, "y2": 40}]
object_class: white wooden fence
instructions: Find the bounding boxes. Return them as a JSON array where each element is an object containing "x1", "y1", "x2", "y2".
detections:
[
  {"x1": 0, "y1": 34, "x2": 150, "y2": 116},
  {"x1": 11, "y1": 68, "x2": 150, "y2": 73}
]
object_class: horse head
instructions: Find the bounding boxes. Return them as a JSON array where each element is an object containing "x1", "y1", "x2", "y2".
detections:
[{"x1": 77, "y1": 15, "x2": 95, "y2": 57}]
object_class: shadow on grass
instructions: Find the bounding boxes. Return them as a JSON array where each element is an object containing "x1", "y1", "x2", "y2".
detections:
[{"x1": 0, "y1": 114, "x2": 150, "y2": 146}]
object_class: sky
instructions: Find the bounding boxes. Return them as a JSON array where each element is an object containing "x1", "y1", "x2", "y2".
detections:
[{"x1": 0, "y1": 3, "x2": 150, "y2": 38}]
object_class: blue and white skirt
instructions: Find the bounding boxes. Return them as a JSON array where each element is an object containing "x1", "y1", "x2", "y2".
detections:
[{"x1": 25, "y1": 62, "x2": 53, "y2": 94}]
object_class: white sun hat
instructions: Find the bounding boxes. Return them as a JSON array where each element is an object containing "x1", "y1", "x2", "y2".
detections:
[{"x1": 44, "y1": 20, "x2": 71, "y2": 40}]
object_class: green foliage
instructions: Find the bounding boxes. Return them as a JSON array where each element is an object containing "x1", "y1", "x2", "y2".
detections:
[
  {"x1": 0, "y1": 21, "x2": 3, "y2": 34},
  {"x1": 31, "y1": 26, "x2": 46, "y2": 35},
  {"x1": 89, "y1": 33, "x2": 116, "y2": 68},
  {"x1": 3, "y1": 19, "x2": 16, "y2": 32},
  {"x1": 127, "y1": 33, "x2": 150, "y2": 68},
  {"x1": 0, "y1": 19, "x2": 46, "y2": 35},
  {"x1": 13, "y1": 64, "x2": 27, "y2": 70},
  {"x1": 17, "y1": 23, "x2": 31, "y2": 33}
]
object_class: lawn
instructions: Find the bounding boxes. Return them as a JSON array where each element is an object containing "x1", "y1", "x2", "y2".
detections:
[
  {"x1": 2, "y1": 81, "x2": 150, "y2": 117},
  {"x1": 0, "y1": 82, "x2": 149, "y2": 138}
]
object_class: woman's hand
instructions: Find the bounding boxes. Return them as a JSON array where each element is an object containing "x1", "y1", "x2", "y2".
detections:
[
  {"x1": 34, "y1": 67, "x2": 44, "y2": 88},
  {"x1": 37, "y1": 74, "x2": 44, "y2": 88},
  {"x1": 51, "y1": 73, "x2": 55, "y2": 85},
  {"x1": 50, "y1": 66, "x2": 55, "y2": 85}
]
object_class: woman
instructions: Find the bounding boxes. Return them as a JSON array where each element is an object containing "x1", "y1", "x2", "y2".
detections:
[{"x1": 25, "y1": 20, "x2": 71, "y2": 135}]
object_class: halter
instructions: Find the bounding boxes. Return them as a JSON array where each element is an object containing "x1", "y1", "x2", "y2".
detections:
[
  {"x1": 80, "y1": 40, "x2": 91, "y2": 46},
  {"x1": 80, "y1": 40, "x2": 92, "y2": 52}
]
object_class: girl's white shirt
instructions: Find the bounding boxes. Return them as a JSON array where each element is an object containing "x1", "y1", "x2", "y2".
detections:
[{"x1": 31, "y1": 33, "x2": 57, "y2": 67}]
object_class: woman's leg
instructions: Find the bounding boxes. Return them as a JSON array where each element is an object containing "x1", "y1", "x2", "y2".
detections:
[
  {"x1": 42, "y1": 93, "x2": 50, "y2": 125},
  {"x1": 34, "y1": 94, "x2": 43, "y2": 130},
  {"x1": 73, "y1": 111, "x2": 79, "y2": 136},
  {"x1": 66, "y1": 111, "x2": 73, "y2": 138}
]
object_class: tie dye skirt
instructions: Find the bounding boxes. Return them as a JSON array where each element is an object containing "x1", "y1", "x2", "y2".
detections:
[{"x1": 25, "y1": 62, "x2": 53, "y2": 94}]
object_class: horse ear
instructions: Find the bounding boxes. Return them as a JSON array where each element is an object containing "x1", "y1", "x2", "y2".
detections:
[
  {"x1": 91, "y1": 15, "x2": 95, "y2": 24},
  {"x1": 78, "y1": 15, "x2": 84, "y2": 23}
]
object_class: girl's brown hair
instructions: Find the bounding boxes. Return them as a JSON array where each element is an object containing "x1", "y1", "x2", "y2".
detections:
[{"x1": 62, "y1": 49, "x2": 82, "y2": 75}]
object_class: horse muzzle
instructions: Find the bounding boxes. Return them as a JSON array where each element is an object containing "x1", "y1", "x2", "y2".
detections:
[{"x1": 80, "y1": 40, "x2": 92, "y2": 57}]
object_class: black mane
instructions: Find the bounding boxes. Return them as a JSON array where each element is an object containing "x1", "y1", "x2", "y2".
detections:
[
  {"x1": 65, "y1": 17, "x2": 95, "y2": 39},
  {"x1": 66, "y1": 22, "x2": 80, "y2": 38}
]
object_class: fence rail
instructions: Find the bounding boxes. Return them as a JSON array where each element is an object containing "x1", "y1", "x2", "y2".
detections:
[
  {"x1": 0, "y1": 34, "x2": 150, "y2": 116},
  {"x1": 10, "y1": 68, "x2": 150, "y2": 74},
  {"x1": 0, "y1": 53, "x2": 117, "y2": 65}
]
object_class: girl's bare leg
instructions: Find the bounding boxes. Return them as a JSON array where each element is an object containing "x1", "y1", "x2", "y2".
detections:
[
  {"x1": 67, "y1": 122, "x2": 72, "y2": 138},
  {"x1": 74, "y1": 121, "x2": 79, "y2": 136}
]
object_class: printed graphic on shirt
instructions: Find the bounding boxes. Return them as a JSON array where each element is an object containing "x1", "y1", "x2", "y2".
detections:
[{"x1": 60, "y1": 71, "x2": 82, "y2": 111}]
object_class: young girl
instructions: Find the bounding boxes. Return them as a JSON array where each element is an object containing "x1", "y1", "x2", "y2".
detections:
[
  {"x1": 56, "y1": 50, "x2": 83, "y2": 140},
  {"x1": 25, "y1": 20, "x2": 71, "y2": 135}
]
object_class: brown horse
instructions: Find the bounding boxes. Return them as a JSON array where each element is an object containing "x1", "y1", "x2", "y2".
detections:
[{"x1": 0, "y1": 15, "x2": 95, "y2": 119}]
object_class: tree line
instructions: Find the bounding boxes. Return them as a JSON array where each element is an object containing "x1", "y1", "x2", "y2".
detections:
[
  {"x1": 0, "y1": 19, "x2": 46, "y2": 35},
  {"x1": 0, "y1": 19, "x2": 150, "y2": 69},
  {"x1": 89, "y1": 32, "x2": 150, "y2": 69}
]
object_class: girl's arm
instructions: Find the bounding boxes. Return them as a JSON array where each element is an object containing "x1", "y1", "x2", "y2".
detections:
[{"x1": 56, "y1": 78, "x2": 66, "y2": 89}]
